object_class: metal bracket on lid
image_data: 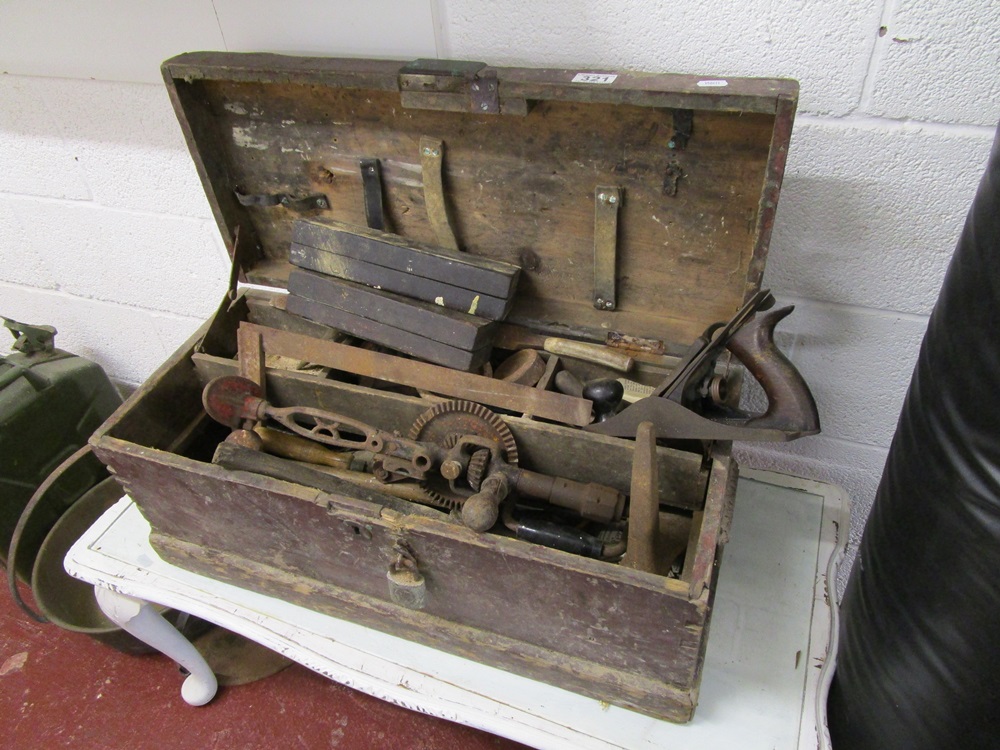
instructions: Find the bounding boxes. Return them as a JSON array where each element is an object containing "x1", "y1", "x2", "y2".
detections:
[
  {"x1": 400, "y1": 59, "x2": 487, "y2": 112},
  {"x1": 359, "y1": 158, "x2": 388, "y2": 231},
  {"x1": 470, "y1": 68, "x2": 500, "y2": 114},
  {"x1": 420, "y1": 137, "x2": 461, "y2": 252},
  {"x1": 234, "y1": 189, "x2": 329, "y2": 211},
  {"x1": 668, "y1": 109, "x2": 694, "y2": 150},
  {"x1": 399, "y1": 59, "x2": 508, "y2": 114},
  {"x1": 593, "y1": 186, "x2": 622, "y2": 311}
]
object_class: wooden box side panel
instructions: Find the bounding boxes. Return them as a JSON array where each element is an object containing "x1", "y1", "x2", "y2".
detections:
[
  {"x1": 95, "y1": 444, "x2": 712, "y2": 691},
  {"x1": 153, "y1": 531, "x2": 698, "y2": 723}
]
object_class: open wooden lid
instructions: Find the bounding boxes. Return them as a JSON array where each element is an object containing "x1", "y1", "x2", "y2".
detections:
[{"x1": 163, "y1": 52, "x2": 796, "y2": 348}]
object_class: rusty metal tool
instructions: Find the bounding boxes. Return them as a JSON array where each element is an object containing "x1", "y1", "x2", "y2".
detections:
[
  {"x1": 203, "y1": 375, "x2": 434, "y2": 482},
  {"x1": 501, "y1": 504, "x2": 622, "y2": 560},
  {"x1": 212, "y1": 441, "x2": 442, "y2": 518},
  {"x1": 240, "y1": 322, "x2": 593, "y2": 427},
  {"x1": 464, "y1": 462, "x2": 625, "y2": 532},
  {"x1": 205, "y1": 381, "x2": 625, "y2": 531},
  {"x1": 408, "y1": 401, "x2": 626, "y2": 531},
  {"x1": 448, "y1": 437, "x2": 627, "y2": 532},
  {"x1": 586, "y1": 290, "x2": 820, "y2": 441}
]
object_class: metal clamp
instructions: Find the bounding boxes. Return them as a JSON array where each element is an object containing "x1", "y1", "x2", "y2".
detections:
[
  {"x1": 593, "y1": 186, "x2": 623, "y2": 310},
  {"x1": 3, "y1": 317, "x2": 56, "y2": 354},
  {"x1": 234, "y1": 190, "x2": 329, "y2": 211},
  {"x1": 470, "y1": 68, "x2": 500, "y2": 114},
  {"x1": 359, "y1": 158, "x2": 388, "y2": 231}
]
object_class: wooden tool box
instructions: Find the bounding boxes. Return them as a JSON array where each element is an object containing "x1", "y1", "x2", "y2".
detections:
[{"x1": 91, "y1": 52, "x2": 800, "y2": 723}]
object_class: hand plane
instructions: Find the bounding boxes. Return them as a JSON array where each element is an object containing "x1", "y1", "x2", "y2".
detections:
[{"x1": 586, "y1": 290, "x2": 819, "y2": 441}]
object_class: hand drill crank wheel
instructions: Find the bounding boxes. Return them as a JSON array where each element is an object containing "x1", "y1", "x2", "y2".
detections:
[{"x1": 407, "y1": 400, "x2": 518, "y2": 510}]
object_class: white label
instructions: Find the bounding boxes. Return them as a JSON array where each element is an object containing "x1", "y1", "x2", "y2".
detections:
[
  {"x1": 696, "y1": 79, "x2": 729, "y2": 88},
  {"x1": 572, "y1": 72, "x2": 618, "y2": 84}
]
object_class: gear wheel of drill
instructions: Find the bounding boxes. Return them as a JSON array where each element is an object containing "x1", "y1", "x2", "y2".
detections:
[
  {"x1": 466, "y1": 448, "x2": 491, "y2": 491},
  {"x1": 408, "y1": 400, "x2": 518, "y2": 508},
  {"x1": 408, "y1": 401, "x2": 518, "y2": 464}
]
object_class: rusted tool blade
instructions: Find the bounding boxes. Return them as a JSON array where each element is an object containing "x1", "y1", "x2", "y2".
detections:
[
  {"x1": 241, "y1": 323, "x2": 594, "y2": 427},
  {"x1": 586, "y1": 396, "x2": 811, "y2": 441},
  {"x1": 652, "y1": 289, "x2": 773, "y2": 399}
]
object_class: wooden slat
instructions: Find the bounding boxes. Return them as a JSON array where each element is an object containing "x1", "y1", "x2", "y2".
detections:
[
  {"x1": 242, "y1": 323, "x2": 594, "y2": 427},
  {"x1": 288, "y1": 268, "x2": 496, "y2": 350},
  {"x1": 293, "y1": 219, "x2": 520, "y2": 298},
  {"x1": 286, "y1": 294, "x2": 490, "y2": 371}
]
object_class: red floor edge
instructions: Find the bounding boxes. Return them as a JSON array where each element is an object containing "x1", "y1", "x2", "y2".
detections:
[{"x1": 0, "y1": 584, "x2": 528, "y2": 750}]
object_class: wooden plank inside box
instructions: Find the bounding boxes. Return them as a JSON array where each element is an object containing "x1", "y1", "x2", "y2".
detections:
[{"x1": 91, "y1": 52, "x2": 797, "y2": 723}]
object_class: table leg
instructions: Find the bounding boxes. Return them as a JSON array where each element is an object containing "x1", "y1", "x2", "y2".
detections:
[{"x1": 95, "y1": 586, "x2": 218, "y2": 706}]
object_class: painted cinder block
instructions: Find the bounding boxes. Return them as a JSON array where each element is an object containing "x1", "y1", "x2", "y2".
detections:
[
  {"x1": 0, "y1": 1, "x2": 439, "y2": 85},
  {"x1": 7, "y1": 197, "x2": 229, "y2": 317},
  {"x1": 0, "y1": 76, "x2": 91, "y2": 200},
  {"x1": 440, "y1": 0, "x2": 882, "y2": 115},
  {"x1": 0, "y1": 196, "x2": 57, "y2": 289},
  {"x1": 28, "y1": 77, "x2": 214, "y2": 219},
  {"x1": 212, "y1": 0, "x2": 437, "y2": 59},
  {"x1": 767, "y1": 119, "x2": 994, "y2": 315},
  {"x1": 865, "y1": 0, "x2": 1000, "y2": 127},
  {"x1": 0, "y1": 0, "x2": 225, "y2": 84},
  {"x1": 0, "y1": 282, "x2": 205, "y2": 386}
]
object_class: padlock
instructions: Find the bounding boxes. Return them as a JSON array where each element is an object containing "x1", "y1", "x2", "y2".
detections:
[{"x1": 386, "y1": 553, "x2": 426, "y2": 610}]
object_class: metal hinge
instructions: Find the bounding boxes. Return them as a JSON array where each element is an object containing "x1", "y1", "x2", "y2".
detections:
[{"x1": 399, "y1": 58, "x2": 502, "y2": 114}]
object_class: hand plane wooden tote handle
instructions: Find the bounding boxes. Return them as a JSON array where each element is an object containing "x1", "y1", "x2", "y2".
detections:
[
  {"x1": 587, "y1": 291, "x2": 819, "y2": 441},
  {"x1": 724, "y1": 305, "x2": 819, "y2": 436}
]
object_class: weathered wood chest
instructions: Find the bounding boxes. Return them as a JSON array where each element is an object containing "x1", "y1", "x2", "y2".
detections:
[{"x1": 91, "y1": 52, "x2": 803, "y2": 723}]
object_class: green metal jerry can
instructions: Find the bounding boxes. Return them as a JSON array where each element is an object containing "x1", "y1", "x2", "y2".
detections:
[{"x1": 0, "y1": 317, "x2": 122, "y2": 565}]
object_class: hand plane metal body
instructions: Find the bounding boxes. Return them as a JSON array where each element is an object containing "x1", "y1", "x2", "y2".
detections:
[{"x1": 587, "y1": 290, "x2": 820, "y2": 442}]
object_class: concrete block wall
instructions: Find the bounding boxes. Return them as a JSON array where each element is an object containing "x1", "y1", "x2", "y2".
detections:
[{"x1": 2, "y1": 1, "x2": 998, "y2": 585}]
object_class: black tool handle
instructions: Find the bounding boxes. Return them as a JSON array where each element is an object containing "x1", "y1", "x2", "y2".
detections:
[{"x1": 514, "y1": 519, "x2": 605, "y2": 558}]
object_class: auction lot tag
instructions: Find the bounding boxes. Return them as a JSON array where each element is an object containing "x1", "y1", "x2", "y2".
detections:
[{"x1": 572, "y1": 72, "x2": 618, "y2": 84}]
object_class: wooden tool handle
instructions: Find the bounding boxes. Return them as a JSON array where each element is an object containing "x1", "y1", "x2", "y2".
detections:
[
  {"x1": 543, "y1": 338, "x2": 634, "y2": 373},
  {"x1": 254, "y1": 426, "x2": 353, "y2": 470}
]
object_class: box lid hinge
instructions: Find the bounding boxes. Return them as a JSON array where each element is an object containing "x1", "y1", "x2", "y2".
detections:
[{"x1": 399, "y1": 58, "x2": 503, "y2": 114}]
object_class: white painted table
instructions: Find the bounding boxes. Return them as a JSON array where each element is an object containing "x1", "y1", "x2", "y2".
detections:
[{"x1": 64, "y1": 469, "x2": 846, "y2": 750}]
